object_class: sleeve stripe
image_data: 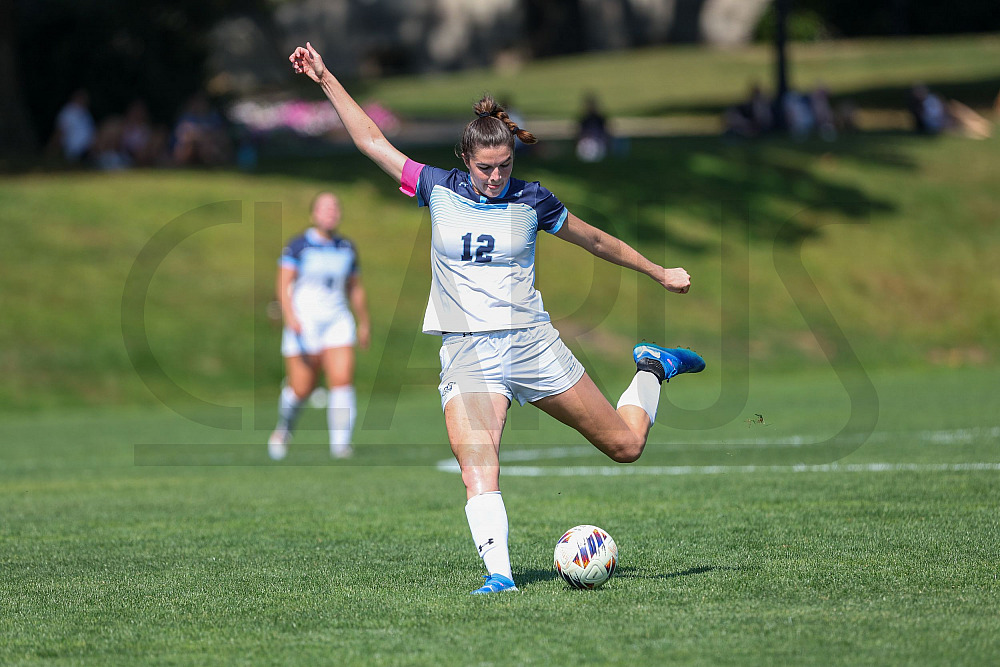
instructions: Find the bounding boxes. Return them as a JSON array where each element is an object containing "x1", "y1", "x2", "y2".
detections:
[{"x1": 546, "y1": 208, "x2": 569, "y2": 235}]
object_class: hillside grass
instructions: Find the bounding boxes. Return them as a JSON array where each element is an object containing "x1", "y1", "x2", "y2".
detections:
[
  {"x1": 350, "y1": 33, "x2": 1000, "y2": 118},
  {"x1": 1, "y1": 130, "x2": 997, "y2": 411},
  {"x1": 1, "y1": 34, "x2": 998, "y2": 413}
]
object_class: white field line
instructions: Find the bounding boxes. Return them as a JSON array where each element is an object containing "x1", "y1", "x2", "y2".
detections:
[
  {"x1": 499, "y1": 426, "x2": 1000, "y2": 457},
  {"x1": 436, "y1": 460, "x2": 1000, "y2": 476},
  {"x1": 436, "y1": 426, "x2": 1000, "y2": 476},
  {"x1": 562, "y1": 426, "x2": 1000, "y2": 451}
]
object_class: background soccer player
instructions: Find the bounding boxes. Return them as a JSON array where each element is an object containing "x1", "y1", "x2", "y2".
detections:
[{"x1": 269, "y1": 192, "x2": 371, "y2": 460}]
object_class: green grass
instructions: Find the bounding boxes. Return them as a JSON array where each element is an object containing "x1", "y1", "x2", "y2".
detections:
[
  {"x1": 2, "y1": 367, "x2": 998, "y2": 666},
  {"x1": 2, "y1": 132, "x2": 998, "y2": 411},
  {"x1": 1, "y1": 35, "x2": 999, "y2": 664},
  {"x1": 352, "y1": 34, "x2": 1000, "y2": 117}
]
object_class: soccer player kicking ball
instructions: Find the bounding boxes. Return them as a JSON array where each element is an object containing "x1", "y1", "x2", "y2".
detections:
[{"x1": 289, "y1": 42, "x2": 705, "y2": 594}]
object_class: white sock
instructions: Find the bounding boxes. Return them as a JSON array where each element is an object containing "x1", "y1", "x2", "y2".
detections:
[
  {"x1": 327, "y1": 386, "x2": 356, "y2": 449},
  {"x1": 616, "y1": 371, "x2": 662, "y2": 424},
  {"x1": 276, "y1": 385, "x2": 305, "y2": 432},
  {"x1": 465, "y1": 492, "x2": 513, "y2": 580}
]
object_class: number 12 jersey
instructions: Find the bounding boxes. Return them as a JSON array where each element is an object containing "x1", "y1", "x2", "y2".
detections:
[{"x1": 413, "y1": 165, "x2": 568, "y2": 335}]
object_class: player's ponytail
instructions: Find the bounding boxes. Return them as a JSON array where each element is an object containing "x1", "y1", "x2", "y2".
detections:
[{"x1": 458, "y1": 95, "x2": 537, "y2": 159}]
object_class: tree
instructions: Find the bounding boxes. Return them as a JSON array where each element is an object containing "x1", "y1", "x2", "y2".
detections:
[
  {"x1": 0, "y1": 0, "x2": 36, "y2": 156},
  {"x1": 12, "y1": 0, "x2": 271, "y2": 155}
]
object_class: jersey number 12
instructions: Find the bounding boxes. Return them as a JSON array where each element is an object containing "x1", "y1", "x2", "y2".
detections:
[{"x1": 460, "y1": 233, "x2": 495, "y2": 263}]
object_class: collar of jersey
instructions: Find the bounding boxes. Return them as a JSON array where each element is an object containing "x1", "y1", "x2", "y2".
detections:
[
  {"x1": 306, "y1": 228, "x2": 338, "y2": 245},
  {"x1": 465, "y1": 172, "x2": 511, "y2": 203}
]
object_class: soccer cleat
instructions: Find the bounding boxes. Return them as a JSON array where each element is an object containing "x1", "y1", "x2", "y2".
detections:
[
  {"x1": 267, "y1": 429, "x2": 290, "y2": 461},
  {"x1": 470, "y1": 573, "x2": 519, "y2": 595},
  {"x1": 632, "y1": 343, "x2": 705, "y2": 384}
]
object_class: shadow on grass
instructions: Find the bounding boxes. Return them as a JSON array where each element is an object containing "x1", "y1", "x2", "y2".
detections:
[
  {"x1": 254, "y1": 131, "x2": 903, "y2": 251},
  {"x1": 637, "y1": 74, "x2": 1000, "y2": 118},
  {"x1": 616, "y1": 564, "x2": 738, "y2": 580},
  {"x1": 515, "y1": 564, "x2": 736, "y2": 588}
]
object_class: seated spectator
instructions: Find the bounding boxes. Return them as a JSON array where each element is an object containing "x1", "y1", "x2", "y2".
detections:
[
  {"x1": 499, "y1": 95, "x2": 531, "y2": 154},
  {"x1": 782, "y1": 89, "x2": 815, "y2": 140},
  {"x1": 93, "y1": 116, "x2": 129, "y2": 170},
  {"x1": 723, "y1": 84, "x2": 772, "y2": 138},
  {"x1": 749, "y1": 85, "x2": 774, "y2": 134},
  {"x1": 909, "y1": 84, "x2": 948, "y2": 134},
  {"x1": 834, "y1": 99, "x2": 859, "y2": 134},
  {"x1": 172, "y1": 94, "x2": 231, "y2": 166},
  {"x1": 809, "y1": 85, "x2": 837, "y2": 141},
  {"x1": 53, "y1": 89, "x2": 96, "y2": 163},
  {"x1": 576, "y1": 93, "x2": 611, "y2": 162},
  {"x1": 121, "y1": 100, "x2": 167, "y2": 167}
]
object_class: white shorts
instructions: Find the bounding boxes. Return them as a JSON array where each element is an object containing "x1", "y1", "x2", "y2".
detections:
[
  {"x1": 281, "y1": 314, "x2": 356, "y2": 357},
  {"x1": 437, "y1": 322, "x2": 586, "y2": 410}
]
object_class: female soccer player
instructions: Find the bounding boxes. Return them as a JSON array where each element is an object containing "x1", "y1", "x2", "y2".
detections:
[
  {"x1": 289, "y1": 42, "x2": 704, "y2": 593},
  {"x1": 268, "y1": 191, "x2": 371, "y2": 461}
]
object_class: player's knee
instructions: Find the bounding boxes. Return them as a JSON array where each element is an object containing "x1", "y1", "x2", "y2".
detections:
[
  {"x1": 611, "y1": 448, "x2": 642, "y2": 464},
  {"x1": 607, "y1": 437, "x2": 644, "y2": 463}
]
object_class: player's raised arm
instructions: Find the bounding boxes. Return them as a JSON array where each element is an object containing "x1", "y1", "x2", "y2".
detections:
[
  {"x1": 289, "y1": 42, "x2": 408, "y2": 183},
  {"x1": 553, "y1": 211, "x2": 691, "y2": 294}
]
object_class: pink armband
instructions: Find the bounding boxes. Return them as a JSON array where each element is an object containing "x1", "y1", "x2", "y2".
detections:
[{"x1": 399, "y1": 159, "x2": 425, "y2": 197}]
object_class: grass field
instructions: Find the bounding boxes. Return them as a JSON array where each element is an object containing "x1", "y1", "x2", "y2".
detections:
[
  {"x1": 2, "y1": 132, "x2": 998, "y2": 411},
  {"x1": 2, "y1": 367, "x2": 998, "y2": 666},
  {"x1": 2, "y1": 34, "x2": 1000, "y2": 666},
  {"x1": 352, "y1": 34, "x2": 1000, "y2": 118}
]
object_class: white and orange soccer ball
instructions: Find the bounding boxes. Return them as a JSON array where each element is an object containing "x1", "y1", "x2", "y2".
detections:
[{"x1": 553, "y1": 524, "x2": 618, "y2": 589}]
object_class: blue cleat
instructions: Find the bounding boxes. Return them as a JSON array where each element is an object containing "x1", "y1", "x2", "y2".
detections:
[
  {"x1": 470, "y1": 573, "x2": 519, "y2": 595},
  {"x1": 632, "y1": 343, "x2": 706, "y2": 384}
]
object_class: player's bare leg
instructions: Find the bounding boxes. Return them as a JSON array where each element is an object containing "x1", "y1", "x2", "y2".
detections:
[
  {"x1": 532, "y1": 373, "x2": 649, "y2": 463},
  {"x1": 444, "y1": 392, "x2": 509, "y2": 498},
  {"x1": 534, "y1": 345, "x2": 705, "y2": 463},
  {"x1": 444, "y1": 392, "x2": 519, "y2": 593}
]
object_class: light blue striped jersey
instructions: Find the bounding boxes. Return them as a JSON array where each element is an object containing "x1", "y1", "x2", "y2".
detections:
[
  {"x1": 279, "y1": 228, "x2": 359, "y2": 322},
  {"x1": 414, "y1": 165, "x2": 568, "y2": 334}
]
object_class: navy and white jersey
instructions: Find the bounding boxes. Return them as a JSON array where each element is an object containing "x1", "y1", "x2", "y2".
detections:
[
  {"x1": 413, "y1": 165, "x2": 568, "y2": 335},
  {"x1": 279, "y1": 228, "x2": 359, "y2": 322}
]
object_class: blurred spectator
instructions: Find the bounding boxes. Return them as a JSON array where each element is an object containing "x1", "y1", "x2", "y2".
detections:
[
  {"x1": 809, "y1": 86, "x2": 837, "y2": 141},
  {"x1": 908, "y1": 84, "x2": 948, "y2": 134},
  {"x1": 724, "y1": 84, "x2": 772, "y2": 138},
  {"x1": 172, "y1": 93, "x2": 231, "y2": 166},
  {"x1": 499, "y1": 95, "x2": 524, "y2": 130},
  {"x1": 91, "y1": 101, "x2": 170, "y2": 170},
  {"x1": 52, "y1": 89, "x2": 96, "y2": 162},
  {"x1": 906, "y1": 85, "x2": 992, "y2": 139},
  {"x1": 576, "y1": 93, "x2": 610, "y2": 162},
  {"x1": 121, "y1": 100, "x2": 168, "y2": 167},
  {"x1": 782, "y1": 90, "x2": 815, "y2": 140},
  {"x1": 499, "y1": 95, "x2": 530, "y2": 153},
  {"x1": 93, "y1": 116, "x2": 128, "y2": 170},
  {"x1": 834, "y1": 99, "x2": 859, "y2": 134}
]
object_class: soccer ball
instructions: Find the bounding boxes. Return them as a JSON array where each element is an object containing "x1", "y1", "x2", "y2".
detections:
[{"x1": 554, "y1": 524, "x2": 618, "y2": 589}]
